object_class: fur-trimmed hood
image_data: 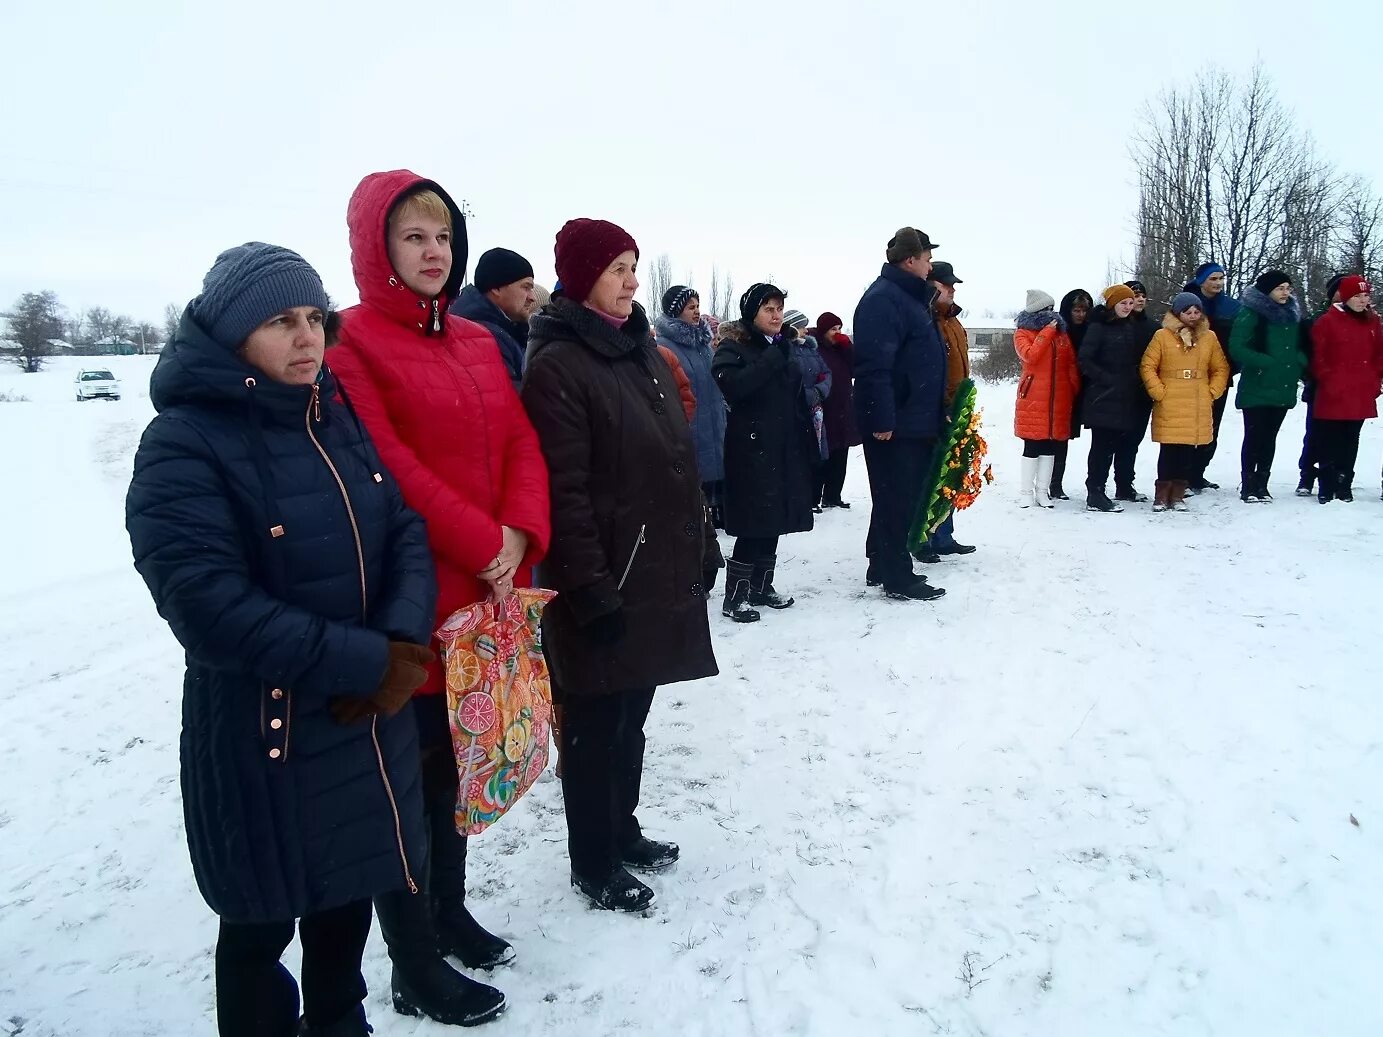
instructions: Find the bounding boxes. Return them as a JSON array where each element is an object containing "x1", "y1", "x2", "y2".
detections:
[
  {"x1": 653, "y1": 312, "x2": 714, "y2": 352},
  {"x1": 716, "y1": 319, "x2": 798, "y2": 347},
  {"x1": 1015, "y1": 309, "x2": 1066, "y2": 333},
  {"x1": 1239, "y1": 285, "x2": 1301, "y2": 325},
  {"x1": 1161, "y1": 310, "x2": 1211, "y2": 348}
]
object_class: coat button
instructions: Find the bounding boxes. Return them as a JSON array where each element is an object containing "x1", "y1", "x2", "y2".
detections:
[
  {"x1": 750, "y1": 432, "x2": 759, "y2": 440},
  {"x1": 269, "y1": 748, "x2": 282, "y2": 760},
  {"x1": 690, "y1": 583, "x2": 703, "y2": 597},
  {"x1": 653, "y1": 403, "x2": 665, "y2": 414},
  {"x1": 674, "y1": 462, "x2": 685, "y2": 474},
  {"x1": 270, "y1": 718, "x2": 283, "y2": 730},
  {"x1": 684, "y1": 522, "x2": 696, "y2": 536},
  {"x1": 271, "y1": 688, "x2": 284, "y2": 700}
]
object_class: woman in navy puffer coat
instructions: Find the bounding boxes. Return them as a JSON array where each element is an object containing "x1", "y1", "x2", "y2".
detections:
[{"x1": 126, "y1": 243, "x2": 436, "y2": 1037}]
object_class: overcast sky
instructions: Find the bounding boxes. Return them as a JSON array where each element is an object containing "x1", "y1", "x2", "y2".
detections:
[{"x1": 1, "y1": 0, "x2": 1378, "y2": 331}]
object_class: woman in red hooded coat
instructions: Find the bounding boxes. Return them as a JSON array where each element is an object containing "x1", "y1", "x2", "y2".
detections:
[
  {"x1": 1309, "y1": 275, "x2": 1383, "y2": 502},
  {"x1": 330, "y1": 170, "x2": 550, "y2": 1029}
]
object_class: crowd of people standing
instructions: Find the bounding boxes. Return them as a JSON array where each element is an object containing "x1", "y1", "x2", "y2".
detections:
[
  {"x1": 1013, "y1": 268, "x2": 1381, "y2": 510},
  {"x1": 122, "y1": 166, "x2": 1376, "y2": 1035}
]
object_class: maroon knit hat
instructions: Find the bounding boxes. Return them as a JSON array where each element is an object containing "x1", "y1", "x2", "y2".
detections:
[
  {"x1": 816, "y1": 311, "x2": 843, "y2": 333},
  {"x1": 553, "y1": 219, "x2": 640, "y2": 304},
  {"x1": 1338, "y1": 274, "x2": 1372, "y2": 303}
]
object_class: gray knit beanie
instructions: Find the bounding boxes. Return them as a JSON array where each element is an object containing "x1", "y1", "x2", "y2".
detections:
[
  {"x1": 1170, "y1": 292, "x2": 1203, "y2": 316},
  {"x1": 190, "y1": 242, "x2": 330, "y2": 349},
  {"x1": 1024, "y1": 289, "x2": 1056, "y2": 313}
]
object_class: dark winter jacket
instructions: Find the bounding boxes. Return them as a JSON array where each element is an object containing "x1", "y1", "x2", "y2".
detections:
[
  {"x1": 852, "y1": 264, "x2": 948, "y2": 440},
  {"x1": 126, "y1": 313, "x2": 433, "y2": 924},
  {"x1": 1227, "y1": 287, "x2": 1306, "y2": 410},
  {"x1": 1079, "y1": 305, "x2": 1156, "y2": 432},
  {"x1": 330, "y1": 170, "x2": 551, "y2": 696},
  {"x1": 449, "y1": 283, "x2": 529, "y2": 391},
  {"x1": 521, "y1": 299, "x2": 718, "y2": 697},
  {"x1": 815, "y1": 331, "x2": 861, "y2": 450},
  {"x1": 713, "y1": 321, "x2": 818, "y2": 538},
  {"x1": 793, "y1": 333, "x2": 832, "y2": 458},
  {"x1": 1059, "y1": 290, "x2": 1095, "y2": 439},
  {"x1": 1310, "y1": 305, "x2": 1383, "y2": 421},
  {"x1": 653, "y1": 312, "x2": 726, "y2": 482},
  {"x1": 1182, "y1": 280, "x2": 1242, "y2": 380}
]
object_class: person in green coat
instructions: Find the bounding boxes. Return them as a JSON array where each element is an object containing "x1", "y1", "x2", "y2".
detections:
[{"x1": 1227, "y1": 269, "x2": 1306, "y2": 502}]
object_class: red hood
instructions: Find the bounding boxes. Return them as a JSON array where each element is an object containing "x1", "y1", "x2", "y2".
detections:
[{"x1": 346, "y1": 169, "x2": 469, "y2": 331}]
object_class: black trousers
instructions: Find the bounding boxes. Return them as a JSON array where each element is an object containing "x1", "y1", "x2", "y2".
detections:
[
  {"x1": 1157, "y1": 444, "x2": 1198, "y2": 481},
  {"x1": 560, "y1": 687, "x2": 656, "y2": 878},
  {"x1": 1191, "y1": 392, "x2": 1229, "y2": 480},
  {"x1": 1021, "y1": 438, "x2": 1060, "y2": 458},
  {"x1": 1240, "y1": 407, "x2": 1288, "y2": 485},
  {"x1": 1086, "y1": 427, "x2": 1141, "y2": 491},
  {"x1": 1298, "y1": 398, "x2": 1317, "y2": 479},
  {"x1": 1313, "y1": 419, "x2": 1364, "y2": 480},
  {"x1": 732, "y1": 534, "x2": 779, "y2": 564},
  {"x1": 702, "y1": 479, "x2": 725, "y2": 528},
  {"x1": 863, "y1": 436, "x2": 934, "y2": 588},
  {"x1": 817, "y1": 448, "x2": 850, "y2": 505},
  {"x1": 1051, "y1": 440, "x2": 1070, "y2": 491},
  {"x1": 216, "y1": 899, "x2": 372, "y2": 1036}
]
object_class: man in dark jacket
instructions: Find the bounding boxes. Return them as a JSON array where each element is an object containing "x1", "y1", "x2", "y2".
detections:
[
  {"x1": 1182, "y1": 262, "x2": 1242, "y2": 490},
  {"x1": 852, "y1": 228, "x2": 948, "y2": 601},
  {"x1": 449, "y1": 247, "x2": 536, "y2": 390},
  {"x1": 1297, "y1": 273, "x2": 1347, "y2": 495}
]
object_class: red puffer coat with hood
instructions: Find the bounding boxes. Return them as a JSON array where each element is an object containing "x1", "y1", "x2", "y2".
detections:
[{"x1": 330, "y1": 170, "x2": 551, "y2": 694}]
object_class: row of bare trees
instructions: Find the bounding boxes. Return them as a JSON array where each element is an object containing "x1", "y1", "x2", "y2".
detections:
[
  {"x1": 2, "y1": 292, "x2": 179, "y2": 372},
  {"x1": 1130, "y1": 64, "x2": 1381, "y2": 313},
  {"x1": 642, "y1": 255, "x2": 736, "y2": 322}
]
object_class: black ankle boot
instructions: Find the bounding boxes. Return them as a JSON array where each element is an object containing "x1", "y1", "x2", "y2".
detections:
[
  {"x1": 298, "y1": 1004, "x2": 371, "y2": 1037},
  {"x1": 429, "y1": 808, "x2": 515, "y2": 970},
  {"x1": 375, "y1": 890, "x2": 506, "y2": 1027},
  {"x1": 722, "y1": 559, "x2": 760, "y2": 622},
  {"x1": 571, "y1": 867, "x2": 655, "y2": 912},
  {"x1": 620, "y1": 834, "x2": 679, "y2": 872},
  {"x1": 748, "y1": 556, "x2": 794, "y2": 609}
]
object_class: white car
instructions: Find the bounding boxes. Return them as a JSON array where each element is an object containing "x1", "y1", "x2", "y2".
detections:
[{"x1": 75, "y1": 369, "x2": 121, "y2": 401}]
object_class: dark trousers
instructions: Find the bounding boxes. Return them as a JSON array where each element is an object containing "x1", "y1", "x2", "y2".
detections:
[
  {"x1": 1240, "y1": 406, "x2": 1288, "y2": 486},
  {"x1": 1021, "y1": 438, "x2": 1060, "y2": 458},
  {"x1": 732, "y1": 534, "x2": 779, "y2": 563},
  {"x1": 703, "y1": 479, "x2": 725, "y2": 528},
  {"x1": 1298, "y1": 399, "x2": 1317, "y2": 481},
  {"x1": 817, "y1": 448, "x2": 850, "y2": 505},
  {"x1": 1051, "y1": 440, "x2": 1070, "y2": 492},
  {"x1": 863, "y1": 435, "x2": 934, "y2": 588},
  {"x1": 1313, "y1": 419, "x2": 1364, "y2": 481},
  {"x1": 1158, "y1": 444, "x2": 1198, "y2": 481},
  {"x1": 215, "y1": 899, "x2": 372, "y2": 1036},
  {"x1": 1086, "y1": 427, "x2": 1141, "y2": 492},
  {"x1": 1191, "y1": 391, "x2": 1229, "y2": 481},
  {"x1": 560, "y1": 687, "x2": 656, "y2": 878}
]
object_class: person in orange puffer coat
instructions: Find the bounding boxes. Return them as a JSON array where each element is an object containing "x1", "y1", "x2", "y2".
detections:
[
  {"x1": 329, "y1": 169, "x2": 551, "y2": 1027},
  {"x1": 1013, "y1": 290, "x2": 1081, "y2": 508}
]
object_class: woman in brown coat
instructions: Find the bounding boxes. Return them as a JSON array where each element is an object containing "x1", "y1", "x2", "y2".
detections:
[
  {"x1": 1140, "y1": 293, "x2": 1230, "y2": 512},
  {"x1": 521, "y1": 219, "x2": 718, "y2": 913}
]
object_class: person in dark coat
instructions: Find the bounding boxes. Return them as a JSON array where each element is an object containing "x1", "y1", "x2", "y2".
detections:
[
  {"x1": 784, "y1": 308, "x2": 833, "y2": 509},
  {"x1": 521, "y1": 218, "x2": 718, "y2": 913},
  {"x1": 125, "y1": 244, "x2": 438, "y2": 1037},
  {"x1": 653, "y1": 285, "x2": 727, "y2": 524},
  {"x1": 1182, "y1": 262, "x2": 1243, "y2": 491},
  {"x1": 1079, "y1": 284, "x2": 1156, "y2": 512},
  {"x1": 852, "y1": 227, "x2": 948, "y2": 602},
  {"x1": 712, "y1": 285, "x2": 819, "y2": 621},
  {"x1": 1049, "y1": 289, "x2": 1094, "y2": 500},
  {"x1": 812, "y1": 310, "x2": 861, "y2": 508},
  {"x1": 449, "y1": 247, "x2": 537, "y2": 391},
  {"x1": 1296, "y1": 273, "x2": 1348, "y2": 495}
]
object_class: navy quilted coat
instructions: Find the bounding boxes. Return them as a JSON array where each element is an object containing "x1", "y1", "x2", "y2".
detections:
[{"x1": 126, "y1": 313, "x2": 435, "y2": 923}]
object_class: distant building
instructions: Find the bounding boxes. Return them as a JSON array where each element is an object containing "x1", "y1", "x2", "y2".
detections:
[{"x1": 965, "y1": 326, "x2": 1014, "y2": 354}]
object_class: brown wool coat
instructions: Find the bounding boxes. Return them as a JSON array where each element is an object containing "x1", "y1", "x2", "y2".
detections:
[{"x1": 1140, "y1": 313, "x2": 1230, "y2": 445}]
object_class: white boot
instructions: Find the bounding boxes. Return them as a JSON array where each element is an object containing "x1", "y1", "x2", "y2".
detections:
[
  {"x1": 1034, "y1": 455, "x2": 1056, "y2": 508},
  {"x1": 1019, "y1": 456, "x2": 1037, "y2": 508}
]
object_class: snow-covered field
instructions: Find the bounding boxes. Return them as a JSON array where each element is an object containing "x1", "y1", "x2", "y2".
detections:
[{"x1": 3, "y1": 355, "x2": 1382, "y2": 1036}]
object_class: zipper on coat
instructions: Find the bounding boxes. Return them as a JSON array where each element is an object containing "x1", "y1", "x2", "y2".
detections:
[
  {"x1": 616, "y1": 524, "x2": 647, "y2": 591},
  {"x1": 432, "y1": 299, "x2": 441, "y2": 333},
  {"x1": 305, "y1": 385, "x2": 415, "y2": 893},
  {"x1": 1048, "y1": 340, "x2": 1058, "y2": 438}
]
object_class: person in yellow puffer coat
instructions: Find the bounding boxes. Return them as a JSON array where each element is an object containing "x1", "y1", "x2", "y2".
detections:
[{"x1": 1140, "y1": 292, "x2": 1230, "y2": 512}]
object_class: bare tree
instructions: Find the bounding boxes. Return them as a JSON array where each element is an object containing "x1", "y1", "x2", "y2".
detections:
[
  {"x1": 85, "y1": 306, "x2": 118, "y2": 344},
  {"x1": 1333, "y1": 179, "x2": 1383, "y2": 286},
  {"x1": 707, "y1": 264, "x2": 736, "y2": 322},
  {"x1": 3, "y1": 291, "x2": 66, "y2": 372},
  {"x1": 643, "y1": 254, "x2": 673, "y2": 316},
  {"x1": 163, "y1": 302, "x2": 182, "y2": 342},
  {"x1": 132, "y1": 321, "x2": 161, "y2": 353}
]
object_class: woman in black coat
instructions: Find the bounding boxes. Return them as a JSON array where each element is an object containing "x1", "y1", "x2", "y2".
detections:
[
  {"x1": 126, "y1": 244, "x2": 440, "y2": 1037},
  {"x1": 1079, "y1": 284, "x2": 1156, "y2": 512},
  {"x1": 712, "y1": 283, "x2": 819, "y2": 622},
  {"x1": 1050, "y1": 289, "x2": 1094, "y2": 499},
  {"x1": 521, "y1": 219, "x2": 718, "y2": 914}
]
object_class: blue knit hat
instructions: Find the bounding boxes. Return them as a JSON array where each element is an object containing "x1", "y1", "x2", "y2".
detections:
[
  {"x1": 1171, "y1": 292, "x2": 1204, "y2": 315},
  {"x1": 190, "y1": 242, "x2": 330, "y2": 349},
  {"x1": 1191, "y1": 262, "x2": 1225, "y2": 286}
]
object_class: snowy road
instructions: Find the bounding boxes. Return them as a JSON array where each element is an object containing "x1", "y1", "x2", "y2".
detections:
[{"x1": 2, "y1": 356, "x2": 1380, "y2": 1036}]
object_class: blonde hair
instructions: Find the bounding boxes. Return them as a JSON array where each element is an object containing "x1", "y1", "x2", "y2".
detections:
[{"x1": 390, "y1": 189, "x2": 452, "y2": 232}]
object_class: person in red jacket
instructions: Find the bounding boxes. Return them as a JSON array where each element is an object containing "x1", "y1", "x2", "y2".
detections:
[
  {"x1": 1013, "y1": 290, "x2": 1082, "y2": 508},
  {"x1": 329, "y1": 169, "x2": 551, "y2": 1028},
  {"x1": 1309, "y1": 275, "x2": 1383, "y2": 503}
]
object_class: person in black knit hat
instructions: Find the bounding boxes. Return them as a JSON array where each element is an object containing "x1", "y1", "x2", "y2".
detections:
[{"x1": 449, "y1": 246, "x2": 537, "y2": 390}]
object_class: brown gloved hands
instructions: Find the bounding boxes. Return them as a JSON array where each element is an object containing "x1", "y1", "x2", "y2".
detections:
[{"x1": 331, "y1": 641, "x2": 435, "y2": 725}]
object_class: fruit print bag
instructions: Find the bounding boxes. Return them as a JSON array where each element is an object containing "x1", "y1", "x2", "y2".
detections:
[{"x1": 436, "y1": 588, "x2": 557, "y2": 835}]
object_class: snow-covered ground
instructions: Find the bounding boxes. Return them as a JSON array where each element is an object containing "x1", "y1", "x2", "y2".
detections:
[{"x1": 3, "y1": 355, "x2": 1382, "y2": 1037}]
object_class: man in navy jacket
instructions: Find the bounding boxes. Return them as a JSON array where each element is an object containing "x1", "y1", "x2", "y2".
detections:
[{"x1": 852, "y1": 228, "x2": 948, "y2": 601}]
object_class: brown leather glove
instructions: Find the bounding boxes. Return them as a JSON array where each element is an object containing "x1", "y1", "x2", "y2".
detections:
[{"x1": 330, "y1": 641, "x2": 435, "y2": 725}]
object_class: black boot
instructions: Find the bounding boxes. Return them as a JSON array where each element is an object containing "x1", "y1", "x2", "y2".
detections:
[
  {"x1": 1257, "y1": 471, "x2": 1274, "y2": 502},
  {"x1": 1337, "y1": 471, "x2": 1354, "y2": 502},
  {"x1": 1086, "y1": 487, "x2": 1123, "y2": 513},
  {"x1": 1114, "y1": 485, "x2": 1148, "y2": 503},
  {"x1": 721, "y1": 559, "x2": 760, "y2": 622},
  {"x1": 299, "y1": 1005, "x2": 370, "y2": 1037},
  {"x1": 430, "y1": 809, "x2": 515, "y2": 970},
  {"x1": 571, "y1": 867, "x2": 655, "y2": 912},
  {"x1": 1318, "y1": 464, "x2": 1334, "y2": 504},
  {"x1": 620, "y1": 834, "x2": 679, "y2": 872},
  {"x1": 375, "y1": 890, "x2": 506, "y2": 1028},
  {"x1": 748, "y1": 556, "x2": 794, "y2": 609},
  {"x1": 911, "y1": 546, "x2": 942, "y2": 564},
  {"x1": 883, "y1": 577, "x2": 946, "y2": 601},
  {"x1": 1296, "y1": 469, "x2": 1315, "y2": 497}
]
